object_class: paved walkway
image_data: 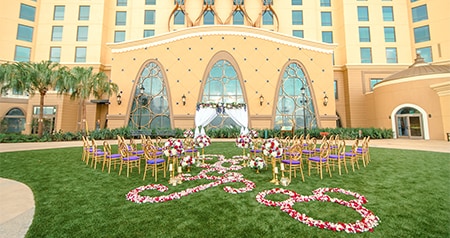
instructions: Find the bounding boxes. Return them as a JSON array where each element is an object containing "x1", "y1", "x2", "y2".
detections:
[{"x1": 0, "y1": 138, "x2": 449, "y2": 238}]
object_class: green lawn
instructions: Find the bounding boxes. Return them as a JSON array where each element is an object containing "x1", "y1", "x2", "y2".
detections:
[{"x1": 0, "y1": 142, "x2": 449, "y2": 237}]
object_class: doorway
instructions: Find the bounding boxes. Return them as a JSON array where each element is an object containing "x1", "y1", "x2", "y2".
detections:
[{"x1": 395, "y1": 107, "x2": 423, "y2": 139}]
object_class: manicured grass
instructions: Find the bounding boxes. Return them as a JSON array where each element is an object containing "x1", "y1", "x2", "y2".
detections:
[{"x1": 0, "y1": 142, "x2": 449, "y2": 237}]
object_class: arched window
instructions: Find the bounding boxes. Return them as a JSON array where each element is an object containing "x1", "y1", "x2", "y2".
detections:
[
  {"x1": 201, "y1": 59, "x2": 244, "y2": 129},
  {"x1": 128, "y1": 62, "x2": 170, "y2": 129},
  {"x1": 275, "y1": 62, "x2": 316, "y2": 130},
  {"x1": 1, "y1": 108, "x2": 25, "y2": 133}
]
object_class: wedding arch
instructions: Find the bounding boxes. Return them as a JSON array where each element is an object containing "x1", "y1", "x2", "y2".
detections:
[{"x1": 194, "y1": 102, "x2": 248, "y2": 138}]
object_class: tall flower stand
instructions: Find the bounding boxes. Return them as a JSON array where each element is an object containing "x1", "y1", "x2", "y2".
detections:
[
  {"x1": 168, "y1": 161, "x2": 178, "y2": 186},
  {"x1": 270, "y1": 158, "x2": 280, "y2": 185}
]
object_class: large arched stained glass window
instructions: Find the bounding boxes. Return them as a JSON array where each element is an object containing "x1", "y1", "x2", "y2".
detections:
[
  {"x1": 2, "y1": 108, "x2": 25, "y2": 133},
  {"x1": 275, "y1": 62, "x2": 317, "y2": 130},
  {"x1": 202, "y1": 59, "x2": 244, "y2": 129},
  {"x1": 128, "y1": 62, "x2": 170, "y2": 129}
]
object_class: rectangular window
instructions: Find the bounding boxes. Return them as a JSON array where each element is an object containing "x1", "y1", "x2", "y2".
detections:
[
  {"x1": 360, "y1": 47, "x2": 372, "y2": 63},
  {"x1": 116, "y1": 0, "x2": 127, "y2": 6},
  {"x1": 114, "y1": 31, "x2": 125, "y2": 43},
  {"x1": 14, "y1": 46, "x2": 31, "y2": 62},
  {"x1": 359, "y1": 27, "x2": 371, "y2": 42},
  {"x1": 321, "y1": 12, "x2": 332, "y2": 26},
  {"x1": 357, "y1": 6, "x2": 369, "y2": 21},
  {"x1": 79, "y1": 6, "x2": 90, "y2": 21},
  {"x1": 334, "y1": 80, "x2": 338, "y2": 99},
  {"x1": 384, "y1": 27, "x2": 396, "y2": 42},
  {"x1": 77, "y1": 26, "x2": 88, "y2": 41},
  {"x1": 370, "y1": 78, "x2": 383, "y2": 91},
  {"x1": 144, "y1": 10, "x2": 155, "y2": 24},
  {"x1": 293, "y1": 30, "x2": 304, "y2": 38},
  {"x1": 75, "y1": 47, "x2": 86, "y2": 62},
  {"x1": 233, "y1": 11, "x2": 244, "y2": 25},
  {"x1": 320, "y1": 0, "x2": 331, "y2": 7},
  {"x1": 146, "y1": 0, "x2": 156, "y2": 5},
  {"x1": 262, "y1": 11, "x2": 273, "y2": 25},
  {"x1": 263, "y1": 0, "x2": 272, "y2": 5},
  {"x1": 204, "y1": 0, "x2": 214, "y2": 4},
  {"x1": 174, "y1": 10, "x2": 185, "y2": 25},
  {"x1": 412, "y1": 5, "x2": 428, "y2": 22},
  {"x1": 49, "y1": 47, "x2": 61, "y2": 62},
  {"x1": 53, "y1": 6, "x2": 65, "y2": 20},
  {"x1": 292, "y1": 0, "x2": 302, "y2": 5},
  {"x1": 204, "y1": 10, "x2": 215, "y2": 25},
  {"x1": 416, "y1": 46, "x2": 432, "y2": 63},
  {"x1": 115, "y1": 11, "x2": 126, "y2": 25},
  {"x1": 175, "y1": 0, "x2": 185, "y2": 4},
  {"x1": 19, "y1": 4, "x2": 36, "y2": 22},
  {"x1": 292, "y1": 10, "x2": 303, "y2": 25},
  {"x1": 17, "y1": 24, "x2": 34, "y2": 42},
  {"x1": 51, "y1": 26, "x2": 63, "y2": 41},
  {"x1": 386, "y1": 47, "x2": 398, "y2": 63},
  {"x1": 143, "y1": 30, "x2": 155, "y2": 38},
  {"x1": 414, "y1": 25, "x2": 430, "y2": 43},
  {"x1": 382, "y1": 6, "x2": 394, "y2": 21},
  {"x1": 322, "y1": 31, "x2": 333, "y2": 43}
]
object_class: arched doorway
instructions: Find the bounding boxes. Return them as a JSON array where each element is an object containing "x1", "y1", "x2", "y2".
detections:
[
  {"x1": 1, "y1": 108, "x2": 25, "y2": 133},
  {"x1": 395, "y1": 107, "x2": 424, "y2": 139}
]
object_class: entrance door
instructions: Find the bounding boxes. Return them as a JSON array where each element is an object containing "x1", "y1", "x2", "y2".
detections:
[{"x1": 396, "y1": 114, "x2": 423, "y2": 139}]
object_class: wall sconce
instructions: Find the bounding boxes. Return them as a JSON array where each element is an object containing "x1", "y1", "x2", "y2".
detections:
[
  {"x1": 181, "y1": 94, "x2": 186, "y2": 106},
  {"x1": 259, "y1": 95, "x2": 264, "y2": 106},
  {"x1": 323, "y1": 92, "x2": 329, "y2": 106},
  {"x1": 116, "y1": 91, "x2": 122, "y2": 105}
]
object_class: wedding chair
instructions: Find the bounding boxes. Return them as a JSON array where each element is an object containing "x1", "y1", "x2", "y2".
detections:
[
  {"x1": 281, "y1": 143, "x2": 304, "y2": 182},
  {"x1": 184, "y1": 137, "x2": 198, "y2": 158},
  {"x1": 357, "y1": 136, "x2": 370, "y2": 167},
  {"x1": 90, "y1": 139, "x2": 105, "y2": 169},
  {"x1": 328, "y1": 140, "x2": 348, "y2": 175},
  {"x1": 308, "y1": 141, "x2": 332, "y2": 179},
  {"x1": 82, "y1": 136, "x2": 94, "y2": 162},
  {"x1": 102, "y1": 141, "x2": 121, "y2": 173},
  {"x1": 143, "y1": 143, "x2": 166, "y2": 181},
  {"x1": 302, "y1": 137, "x2": 317, "y2": 161},
  {"x1": 118, "y1": 141, "x2": 141, "y2": 177},
  {"x1": 345, "y1": 139, "x2": 360, "y2": 172}
]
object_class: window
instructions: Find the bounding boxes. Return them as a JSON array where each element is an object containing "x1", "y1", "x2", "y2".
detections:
[
  {"x1": 14, "y1": 46, "x2": 31, "y2": 62},
  {"x1": 19, "y1": 4, "x2": 36, "y2": 22},
  {"x1": 3, "y1": 108, "x2": 25, "y2": 133},
  {"x1": 292, "y1": 10, "x2": 303, "y2": 25},
  {"x1": 51, "y1": 26, "x2": 63, "y2": 41},
  {"x1": 322, "y1": 31, "x2": 333, "y2": 43},
  {"x1": 414, "y1": 25, "x2": 430, "y2": 43},
  {"x1": 233, "y1": 0, "x2": 243, "y2": 5},
  {"x1": 49, "y1": 47, "x2": 61, "y2": 62},
  {"x1": 75, "y1": 47, "x2": 86, "y2": 62},
  {"x1": 76, "y1": 26, "x2": 88, "y2": 41},
  {"x1": 204, "y1": 10, "x2": 214, "y2": 25},
  {"x1": 174, "y1": 0, "x2": 184, "y2": 4},
  {"x1": 32, "y1": 106, "x2": 56, "y2": 134},
  {"x1": 174, "y1": 10, "x2": 185, "y2": 25},
  {"x1": 360, "y1": 47, "x2": 372, "y2": 63},
  {"x1": 412, "y1": 5, "x2": 428, "y2": 22},
  {"x1": 384, "y1": 27, "x2": 396, "y2": 42},
  {"x1": 17, "y1": 25, "x2": 34, "y2": 42},
  {"x1": 333, "y1": 80, "x2": 338, "y2": 99},
  {"x1": 370, "y1": 78, "x2": 383, "y2": 91},
  {"x1": 114, "y1": 31, "x2": 125, "y2": 43},
  {"x1": 293, "y1": 30, "x2": 304, "y2": 38},
  {"x1": 321, "y1": 12, "x2": 332, "y2": 26},
  {"x1": 116, "y1": 0, "x2": 127, "y2": 6},
  {"x1": 263, "y1": 10, "x2": 273, "y2": 25},
  {"x1": 144, "y1": 10, "x2": 155, "y2": 24},
  {"x1": 115, "y1": 11, "x2": 126, "y2": 25},
  {"x1": 359, "y1": 27, "x2": 370, "y2": 42},
  {"x1": 382, "y1": 6, "x2": 394, "y2": 21},
  {"x1": 143, "y1": 30, "x2": 155, "y2": 38},
  {"x1": 146, "y1": 0, "x2": 156, "y2": 5},
  {"x1": 320, "y1": 0, "x2": 331, "y2": 7},
  {"x1": 53, "y1": 6, "x2": 65, "y2": 20},
  {"x1": 357, "y1": 6, "x2": 369, "y2": 21},
  {"x1": 416, "y1": 46, "x2": 432, "y2": 62},
  {"x1": 386, "y1": 47, "x2": 398, "y2": 63},
  {"x1": 263, "y1": 0, "x2": 272, "y2": 5},
  {"x1": 292, "y1": 0, "x2": 302, "y2": 5},
  {"x1": 79, "y1": 6, "x2": 90, "y2": 21},
  {"x1": 233, "y1": 10, "x2": 244, "y2": 25},
  {"x1": 204, "y1": 0, "x2": 214, "y2": 4}
]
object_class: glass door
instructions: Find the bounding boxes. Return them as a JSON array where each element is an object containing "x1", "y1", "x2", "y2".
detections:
[{"x1": 396, "y1": 114, "x2": 423, "y2": 139}]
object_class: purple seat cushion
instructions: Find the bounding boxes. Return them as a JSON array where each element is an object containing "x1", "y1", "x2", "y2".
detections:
[
  {"x1": 308, "y1": 156, "x2": 327, "y2": 162},
  {"x1": 281, "y1": 160, "x2": 301, "y2": 165},
  {"x1": 122, "y1": 156, "x2": 140, "y2": 161},
  {"x1": 344, "y1": 152, "x2": 356, "y2": 157},
  {"x1": 106, "y1": 154, "x2": 121, "y2": 159},
  {"x1": 94, "y1": 151, "x2": 105, "y2": 156},
  {"x1": 147, "y1": 158, "x2": 165, "y2": 164},
  {"x1": 185, "y1": 148, "x2": 198, "y2": 153},
  {"x1": 329, "y1": 154, "x2": 345, "y2": 159},
  {"x1": 132, "y1": 150, "x2": 144, "y2": 155},
  {"x1": 250, "y1": 149, "x2": 262, "y2": 153}
]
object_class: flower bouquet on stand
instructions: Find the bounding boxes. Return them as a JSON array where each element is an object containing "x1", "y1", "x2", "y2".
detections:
[
  {"x1": 249, "y1": 129, "x2": 259, "y2": 139},
  {"x1": 163, "y1": 138, "x2": 184, "y2": 185},
  {"x1": 262, "y1": 138, "x2": 283, "y2": 184},
  {"x1": 194, "y1": 134, "x2": 211, "y2": 164},
  {"x1": 249, "y1": 157, "x2": 266, "y2": 173},
  {"x1": 183, "y1": 129, "x2": 194, "y2": 138},
  {"x1": 180, "y1": 155, "x2": 196, "y2": 172},
  {"x1": 235, "y1": 134, "x2": 253, "y2": 166}
]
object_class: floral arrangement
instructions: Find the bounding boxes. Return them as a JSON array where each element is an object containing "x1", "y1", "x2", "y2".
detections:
[
  {"x1": 163, "y1": 138, "x2": 184, "y2": 157},
  {"x1": 262, "y1": 138, "x2": 283, "y2": 158},
  {"x1": 180, "y1": 155, "x2": 196, "y2": 168},
  {"x1": 235, "y1": 134, "x2": 253, "y2": 149},
  {"x1": 249, "y1": 157, "x2": 266, "y2": 170},
  {"x1": 183, "y1": 129, "x2": 194, "y2": 138},
  {"x1": 249, "y1": 130, "x2": 259, "y2": 138},
  {"x1": 194, "y1": 134, "x2": 211, "y2": 148}
]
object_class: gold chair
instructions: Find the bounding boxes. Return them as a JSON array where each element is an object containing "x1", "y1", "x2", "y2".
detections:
[
  {"x1": 90, "y1": 139, "x2": 105, "y2": 169},
  {"x1": 357, "y1": 136, "x2": 370, "y2": 167},
  {"x1": 143, "y1": 143, "x2": 166, "y2": 181},
  {"x1": 281, "y1": 143, "x2": 304, "y2": 182},
  {"x1": 328, "y1": 140, "x2": 348, "y2": 175},
  {"x1": 184, "y1": 137, "x2": 198, "y2": 158},
  {"x1": 102, "y1": 141, "x2": 121, "y2": 173},
  {"x1": 345, "y1": 139, "x2": 360, "y2": 172},
  {"x1": 118, "y1": 141, "x2": 141, "y2": 177},
  {"x1": 308, "y1": 141, "x2": 332, "y2": 179}
]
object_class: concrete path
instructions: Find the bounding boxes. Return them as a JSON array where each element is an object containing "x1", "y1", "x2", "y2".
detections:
[{"x1": 0, "y1": 138, "x2": 448, "y2": 238}]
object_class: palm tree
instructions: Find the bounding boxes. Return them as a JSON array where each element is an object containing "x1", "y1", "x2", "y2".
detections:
[
  {"x1": 66, "y1": 66, "x2": 119, "y2": 133},
  {"x1": 0, "y1": 61, "x2": 65, "y2": 137}
]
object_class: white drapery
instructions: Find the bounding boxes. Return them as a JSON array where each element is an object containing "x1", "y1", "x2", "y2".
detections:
[{"x1": 194, "y1": 105, "x2": 249, "y2": 137}]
